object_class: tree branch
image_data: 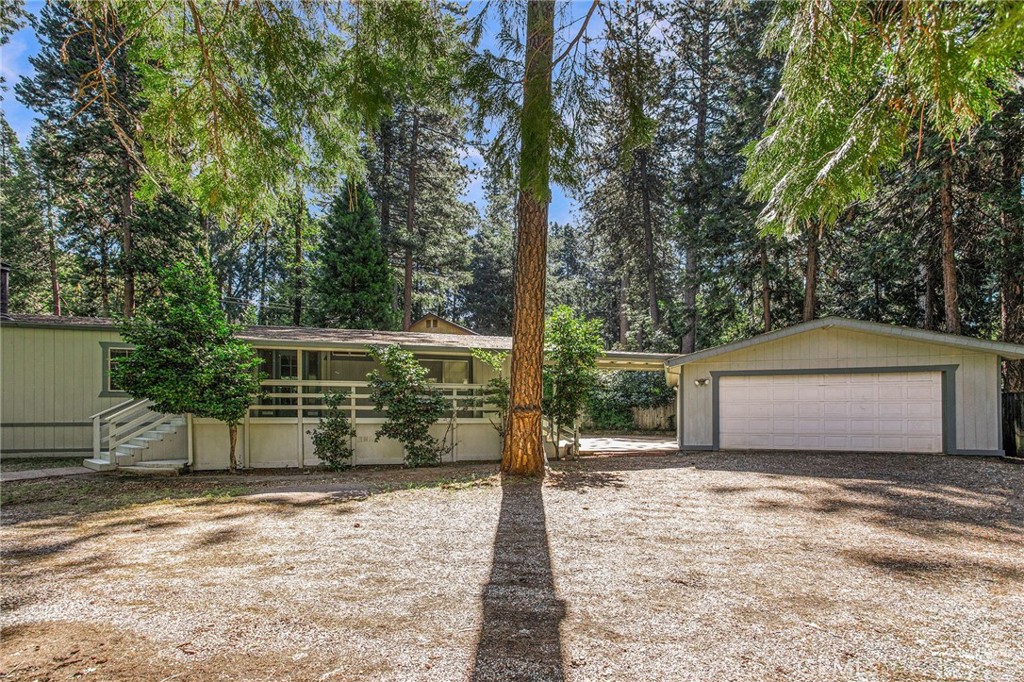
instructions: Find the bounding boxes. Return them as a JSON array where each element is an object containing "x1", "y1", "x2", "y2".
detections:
[{"x1": 552, "y1": 0, "x2": 598, "y2": 68}]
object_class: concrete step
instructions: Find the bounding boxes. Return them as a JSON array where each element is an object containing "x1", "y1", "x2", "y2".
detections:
[
  {"x1": 154, "y1": 424, "x2": 177, "y2": 433},
  {"x1": 116, "y1": 443, "x2": 147, "y2": 456},
  {"x1": 132, "y1": 459, "x2": 187, "y2": 469},
  {"x1": 83, "y1": 457, "x2": 117, "y2": 472},
  {"x1": 115, "y1": 452, "x2": 138, "y2": 466},
  {"x1": 168, "y1": 417, "x2": 186, "y2": 427},
  {"x1": 118, "y1": 459, "x2": 187, "y2": 476}
]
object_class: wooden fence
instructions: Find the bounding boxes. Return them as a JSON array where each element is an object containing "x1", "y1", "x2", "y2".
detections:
[
  {"x1": 630, "y1": 405, "x2": 675, "y2": 431},
  {"x1": 1003, "y1": 392, "x2": 1023, "y2": 458}
]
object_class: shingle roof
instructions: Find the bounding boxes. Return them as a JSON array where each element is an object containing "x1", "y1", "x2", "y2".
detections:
[
  {"x1": 0, "y1": 314, "x2": 675, "y2": 369},
  {"x1": 237, "y1": 324, "x2": 512, "y2": 351}
]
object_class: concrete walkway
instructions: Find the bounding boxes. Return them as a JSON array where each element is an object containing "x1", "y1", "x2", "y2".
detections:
[
  {"x1": 575, "y1": 435, "x2": 678, "y2": 454},
  {"x1": 1, "y1": 466, "x2": 94, "y2": 483}
]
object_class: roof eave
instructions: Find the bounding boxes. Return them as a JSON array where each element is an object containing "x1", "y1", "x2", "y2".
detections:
[{"x1": 666, "y1": 317, "x2": 1024, "y2": 367}]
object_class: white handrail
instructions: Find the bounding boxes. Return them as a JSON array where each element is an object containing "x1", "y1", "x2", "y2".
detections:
[{"x1": 89, "y1": 398, "x2": 148, "y2": 421}]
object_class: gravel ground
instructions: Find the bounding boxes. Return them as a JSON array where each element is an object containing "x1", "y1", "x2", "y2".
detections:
[{"x1": 1, "y1": 452, "x2": 1022, "y2": 681}]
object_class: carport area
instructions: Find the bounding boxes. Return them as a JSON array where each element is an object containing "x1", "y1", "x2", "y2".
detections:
[
  {"x1": 576, "y1": 434, "x2": 678, "y2": 454},
  {"x1": 556, "y1": 349, "x2": 679, "y2": 456}
]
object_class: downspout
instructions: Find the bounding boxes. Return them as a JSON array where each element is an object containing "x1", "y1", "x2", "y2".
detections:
[{"x1": 186, "y1": 413, "x2": 194, "y2": 468}]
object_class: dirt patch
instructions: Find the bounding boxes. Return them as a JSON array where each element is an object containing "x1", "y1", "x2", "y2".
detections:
[
  {"x1": 0, "y1": 457, "x2": 85, "y2": 473},
  {"x1": 2, "y1": 452, "x2": 1022, "y2": 681}
]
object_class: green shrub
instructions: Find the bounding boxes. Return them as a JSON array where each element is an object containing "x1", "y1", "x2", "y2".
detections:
[
  {"x1": 308, "y1": 390, "x2": 356, "y2": 470},
  {"x1": 471, "y1": 349, "x2": 510, "y2": 442},
  {"x1": 586, "y1": 371, "x2": 672, "y2": 431},
  {"x1": 368, "y1": 345, "x2": 451, "y2": 467},
  {"x1": 543, "y1": 306, "x2": 603, "y2": 458}
]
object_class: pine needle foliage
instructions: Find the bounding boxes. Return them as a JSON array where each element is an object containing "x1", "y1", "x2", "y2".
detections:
[
  {"x1": 743, "y1": 1, "x2": 1024, "y2": 233},
  {"x1": 311, "y1": 184, "x2": 398, "y2": 330}
]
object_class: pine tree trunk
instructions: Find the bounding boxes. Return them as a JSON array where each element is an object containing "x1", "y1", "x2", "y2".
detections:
[
  {"x1": 760, "y1": 240, "x2": 771, "y2": 332},
  {"x1": 1000, "y1": 95, "x2": 1024, "y2": 390},
  {"x1": 43, "y1": 194, "x2": 61, "y2": 316},
  {"x1": 803, "y1": 223, "x2": 819, "y2": 322},
  {"x1": 619, "y1": 272, "x2": 629, "y2": 347},
  {"x1": 259, "y1": 228, "x2": 269, "y2": 325},
  {"x1": 681, "y1": 254, "x2": 697, "y2": 352},
  {"x1": 99, "y1": 235, "x2": 111, "y2": 316},
  {"x1": 403, "y1": 109, "x2": 420, "y2": 331},
  {"x1": 48, "y1": 232, "x2": 61, "y2": 316},
  {"x1": 681, "y1": 3, "x2": 713, "y2": 354},
  {"x1": 293, "y1": 194, "x2": 304, "y2": 326},
  {"x1": 502, "y1": 0, "x2": 554, "y2": 477},
  {"x1": 228, "y1": 423, "x2": 239, "y2": 473},
  {"x1": 922, "y1": 249, "x2": 937, "y2": 330},
  {"x1": 121, "y1": 175, "x2": 135, "y2": 317},
  {"x1": 939, "y1": 152, "x2": 961, "y2": 335},
  {"x1": 638, "y1": 149, "x2": 659, "y2": 327},
  {"x1": 380, "y1": 119, "x2": 392, "y2": 235}
]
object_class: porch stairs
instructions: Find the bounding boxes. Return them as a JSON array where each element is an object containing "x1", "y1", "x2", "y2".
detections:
[{"x1": 83, "y1": 399, "x2": 187, "y2": 475}]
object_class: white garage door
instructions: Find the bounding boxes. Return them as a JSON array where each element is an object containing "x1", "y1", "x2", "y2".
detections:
[{"x1": 719, "y1": 372, "x2": 943, "y2": 453}]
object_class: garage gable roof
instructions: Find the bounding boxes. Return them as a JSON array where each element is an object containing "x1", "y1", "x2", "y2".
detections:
[{"x1": 665, "y1": 317, "x2": 1024, "y2": 367}]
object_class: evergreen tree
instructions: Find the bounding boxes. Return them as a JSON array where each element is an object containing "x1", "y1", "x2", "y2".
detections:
[
  {"x1": 311, "y1": 185, "x2": 398, "y2": 330},
  {"x1": 0, "y1": 114, "x2": 51, "y2": 313},
  {"x1": 16, "y1": 1, "x2": 142, "y2": 315},
  {"x1": 368, "y1": 102, "x2": 475, "y2": 328},
  {"x1": 114, "y1": 261, "x2": 264, "y2": 472}
]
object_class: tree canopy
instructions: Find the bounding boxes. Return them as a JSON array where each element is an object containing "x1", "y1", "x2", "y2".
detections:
[{"x1": 743, "y1": 1, "x2": 1024, "y2": 232}]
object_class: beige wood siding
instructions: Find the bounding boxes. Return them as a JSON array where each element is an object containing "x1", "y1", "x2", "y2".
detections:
[
  {"x1": 1, "y1": 326, "x2": 127, "y2": 454},
  {"x1": 674, "y1": 327, "x2": 1002, "y2": 453}
]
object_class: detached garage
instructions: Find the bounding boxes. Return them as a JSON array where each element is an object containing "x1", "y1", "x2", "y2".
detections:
[{"x1": 666, "y1": 317, "x2": 1024, "y2": 456}]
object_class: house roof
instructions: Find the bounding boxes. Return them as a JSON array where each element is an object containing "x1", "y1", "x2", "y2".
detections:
[
  {"x1": 665, "y1": 316, "x2": 1024, "y2": 367},
  {"x1": 410, "y1": 313, "x2": 479, "y2": 335},
  {"x1": 1, "y1": 314, "x2": 674, "y2": 370}
]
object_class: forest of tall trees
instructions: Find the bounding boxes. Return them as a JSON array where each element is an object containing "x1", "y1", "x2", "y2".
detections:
[{"x1": 2, "y1": 1, "x2": 1021, "y2": 388}]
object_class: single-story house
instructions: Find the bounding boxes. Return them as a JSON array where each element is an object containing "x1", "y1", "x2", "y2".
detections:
[
  {"x1": 665, "y1": 317, "x2": 1024, "y2": 457},
  {"x1": 0, "y1": 314, "x2": 669, "y2": 471},
  {"x1": 2, "y1": 313, "x2": 1022, "y2": 471}
]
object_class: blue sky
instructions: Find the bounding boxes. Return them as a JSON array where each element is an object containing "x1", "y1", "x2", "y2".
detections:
[{"x1": 0, "y1": 1, "x2": 583, "y2": 224}]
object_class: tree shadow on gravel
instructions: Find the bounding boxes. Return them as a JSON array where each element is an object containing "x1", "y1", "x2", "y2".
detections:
[
  {"x1": 470, "y1": 477, "x2": 566, "y2": 682},
  {"x1": 696, "y1": 452, "x2": 1024, "y2": 538}
]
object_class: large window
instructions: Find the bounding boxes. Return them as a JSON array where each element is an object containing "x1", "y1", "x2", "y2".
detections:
[
  {"x1": 421, "y1": 358, "x2": 470, "y2": 384},
  {"x1": 301, "y1": 351, "x2": 471, "y2": 384},
  {"x1": 303, "y1": 351, "x2": 380, "y2": 382}
]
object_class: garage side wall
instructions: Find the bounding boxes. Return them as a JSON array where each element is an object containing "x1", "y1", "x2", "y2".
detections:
[
  {"x1": 676, "y1": 328, "x2": 1000, "y2": 453},
  {"x1": 1, "y1": 326, "x2": 125, "y2": 455}
]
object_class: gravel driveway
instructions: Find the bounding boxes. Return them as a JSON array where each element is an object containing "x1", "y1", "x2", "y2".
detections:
[{"x1": 2, "y1": 452, "x2": 1022, "y2": 681}]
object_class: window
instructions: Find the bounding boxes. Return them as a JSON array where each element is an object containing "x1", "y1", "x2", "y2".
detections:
[
  {"x1": 421, "y1": 357, "x2": 471, "y2": 384},
  {"x1": 302, "y1": 351, "x2": 380, "y2": 382},
  {"x1": 105, "y1": 347, "x2": 133, "y2": 393},
  {"x1": 426, "y1": 318, "x2": 439, "y2": 329},
  {"x1": 257, "y1": 349, "x2": 298, "y2": 379}
]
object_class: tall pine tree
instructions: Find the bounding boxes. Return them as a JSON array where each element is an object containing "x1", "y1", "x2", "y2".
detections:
[{"x1": 311, "y1": 185, "x2": 398, "y2": 330}]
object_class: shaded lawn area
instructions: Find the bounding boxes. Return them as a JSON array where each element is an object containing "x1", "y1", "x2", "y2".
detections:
[
  {"x1": 1, "y1": 453, "x2": 1023, "y2": 681},
  {"x1": 0, "y1": 457, "x2": 87, "y2": 473}
]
